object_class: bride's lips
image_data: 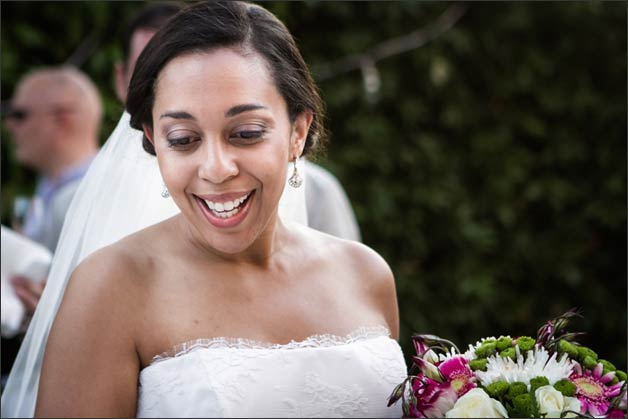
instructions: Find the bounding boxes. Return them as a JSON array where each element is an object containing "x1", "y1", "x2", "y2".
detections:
[{"x1": 194, "y1": 190, "x2": 255, "y2": 228}]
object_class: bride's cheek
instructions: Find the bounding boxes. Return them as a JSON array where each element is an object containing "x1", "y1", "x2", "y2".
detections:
[{"x1": 157, "y1": 162, "x2": 187, "y2": 196}]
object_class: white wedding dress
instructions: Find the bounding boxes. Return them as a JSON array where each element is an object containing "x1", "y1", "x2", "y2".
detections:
[{"x1": 137, "y1": 326, "x2": 407, "y2": 418}]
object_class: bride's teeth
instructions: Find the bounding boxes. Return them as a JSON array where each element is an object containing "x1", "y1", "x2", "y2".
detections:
[
  {"x1": 216, "y1": 207, "x2": 239, "y2": 218},
  {"x1": 202, "y1": 192, "x2": 251, "y2": 217}
]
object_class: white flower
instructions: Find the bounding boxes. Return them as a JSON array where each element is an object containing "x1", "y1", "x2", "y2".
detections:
[
  {"x1": 444, "y1": 388, "x2": 509, "y2": 418},
  {"x1": 424, "y1": 349, "x2": 441, "y2": 364},
  {"x1": 463, "y1": 336, "x2": 508, "y2": 361},
  {"x1": 535, "y1": 385, "x2": 565, "y2": 417},
  {"x1": 562, "y1": 397, "x2": 581, "y2": 418},
  {"x1": 475, "y1": 346, "x2": 574, "y2": 387},
  {"x1": 535, "y1": 385, "x2": 582, "y2": 418}
]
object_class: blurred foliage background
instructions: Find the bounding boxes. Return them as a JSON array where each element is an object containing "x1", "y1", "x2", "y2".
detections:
[{"x1": 1, "y1": 1, "x2": 626, "y2": 370}]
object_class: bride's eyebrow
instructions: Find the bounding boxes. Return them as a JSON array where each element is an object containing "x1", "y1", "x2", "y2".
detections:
[
  {"x1": 159, "y1": 104, "x2": 267, "y2": 121},
  {"x1": 160, "y1": 111, "x2": 195, "y2": 120},
  {"x1": 225, "y1": 103, "x2": 267, "y2": 118}
]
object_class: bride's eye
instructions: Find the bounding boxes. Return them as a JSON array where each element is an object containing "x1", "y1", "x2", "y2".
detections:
[
  {"x1": 230, "y1": 126, "x2": 266, "y2": 144},
  {"x1": 167, "y1": 136, "x2": 200, "y2": 149}
]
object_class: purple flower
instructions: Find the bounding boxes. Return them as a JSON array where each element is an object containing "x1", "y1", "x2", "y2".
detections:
[
  {"x1": 412, "y1": 335, "x2": 432, "y2": 358},
  {"x1": 570, "y1": 362, "x2": 625, "y2": 417},
  {"x1": 408, "y1": 376, "x2": 458, "y2": 418},
  {"x1": 438, "y1": 356, "x2": 477, "y2": 397},
  {"x1": 607, "y1": 409, "x2": 626, "y2": 418}
]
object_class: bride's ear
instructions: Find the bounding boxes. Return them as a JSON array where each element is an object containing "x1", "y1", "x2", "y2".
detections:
[
  {"x1": 290, "y1": 111, "x2": 313, "y2": 159},
  {"x1": 142, "y1": 124, "x2": 155, "y2": 147}
]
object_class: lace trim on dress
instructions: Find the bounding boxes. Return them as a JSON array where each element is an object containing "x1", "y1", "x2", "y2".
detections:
[{"x1": 150, "y1": 325, "x2": 391, "y2": 366}]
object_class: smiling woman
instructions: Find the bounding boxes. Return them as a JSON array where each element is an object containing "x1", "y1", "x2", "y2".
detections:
[
  {"x1": 142, "y1": 50, "x2": 308, "y2": 254},
  {"x1": 23, "y1": 2, "x2": 407, "y2": 418}
]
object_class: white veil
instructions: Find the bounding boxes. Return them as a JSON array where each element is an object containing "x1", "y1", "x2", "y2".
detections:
[{"x1": 0, "y1": 111, "x2": 308, "y2": 417}]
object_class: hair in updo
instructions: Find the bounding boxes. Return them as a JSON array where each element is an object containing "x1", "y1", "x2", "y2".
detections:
[{"x1": 126, "y1": 1, "x2": 326, "y2": 157}]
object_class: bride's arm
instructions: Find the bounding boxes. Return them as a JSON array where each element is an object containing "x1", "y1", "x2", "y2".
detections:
[{"x1": 35, "y1": 248, "x2": 142, "y2": 418}]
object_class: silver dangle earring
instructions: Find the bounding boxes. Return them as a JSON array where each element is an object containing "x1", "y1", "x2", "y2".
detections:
[
  {"x1": 288, "y1": 156, "x2": 303, "y2": 188},
  {"x1": 161, "y1": 183, "x2": 170, "y2": 198}
]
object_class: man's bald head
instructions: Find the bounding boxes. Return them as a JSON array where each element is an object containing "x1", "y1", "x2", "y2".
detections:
[
  {"x1": 18, "y1": 66, "x2": 102, "y2": 131},
  {"x1": 6, "y1": 66, "x2": 101, "y2": 177}
]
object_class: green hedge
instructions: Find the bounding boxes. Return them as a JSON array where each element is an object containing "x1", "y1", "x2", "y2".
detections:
[{"x1": 1, "y1": 2, "x2": 625, "y2": 369}]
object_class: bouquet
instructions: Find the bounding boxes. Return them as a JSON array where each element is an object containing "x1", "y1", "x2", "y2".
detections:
[{"x1": 388, "y1": 310, "x2": 627, "y2": 418}]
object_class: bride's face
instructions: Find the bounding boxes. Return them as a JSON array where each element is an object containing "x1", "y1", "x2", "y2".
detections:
[{"x1": 145, "y1": 48, "x2": 310, "y2": 255}]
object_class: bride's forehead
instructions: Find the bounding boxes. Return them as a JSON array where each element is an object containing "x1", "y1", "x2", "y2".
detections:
[
  {"x1": 156, "y1": 49, "x2": 274, "y2": 93},
  {"x1": 152, "y1": 49, "x2": 283, "y2": 114}
]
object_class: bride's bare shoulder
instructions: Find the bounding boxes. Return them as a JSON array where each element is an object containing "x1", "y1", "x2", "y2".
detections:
[
  {"x1": 291, "y1": 223, "x2": 399, "y2": 337},
  {"x1": 293, "y1": 223, "x2": 392, "y2": 277},
  {"x1": 66, "y1": 219, "x2": 171, "y2": 300}
]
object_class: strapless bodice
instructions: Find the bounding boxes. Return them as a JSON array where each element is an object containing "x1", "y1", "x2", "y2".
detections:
[{"x1": 137, "y1": 326, "x2": 407, "y2": 418}]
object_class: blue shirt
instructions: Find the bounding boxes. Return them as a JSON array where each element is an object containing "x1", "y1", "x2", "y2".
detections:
[{"x1": 22, "y1": 156, "x2": 94, "y2": 248}]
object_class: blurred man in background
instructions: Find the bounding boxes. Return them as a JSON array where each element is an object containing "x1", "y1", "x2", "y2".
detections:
[
  {"x1": 5, "y1": 66, "x2": 102, "y2": 252},
  {"x1": 116, "y1": 2, "x2": 362, "y2": 241},
  {"x1": 2, "y1": 65, "x2": 102, "y2": 380},
  {"x1": 114, "y1": 2, "x2": 181, "y2": 105}
]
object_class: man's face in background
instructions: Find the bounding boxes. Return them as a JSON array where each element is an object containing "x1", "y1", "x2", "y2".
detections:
[{"x1": 115, "y1": 28, "x2": 157, "y2": 104}]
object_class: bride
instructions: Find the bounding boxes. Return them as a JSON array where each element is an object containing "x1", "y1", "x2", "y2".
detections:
[{"x1": 5, "y1": 2, "x2": 407, "y2": 417}]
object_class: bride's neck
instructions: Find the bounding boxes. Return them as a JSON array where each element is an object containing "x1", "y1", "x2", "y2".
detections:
[{"x1": 177, "y1": 213, "x2": 289, "y2": 268}]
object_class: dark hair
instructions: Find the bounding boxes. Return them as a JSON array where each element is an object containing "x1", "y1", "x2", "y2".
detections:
[
  {"x1": 126, "y1": 1, "x2": 326, "y2": 157},
  {"x1": 120, "y1": 2, "x2": 182, "y2": 66}
]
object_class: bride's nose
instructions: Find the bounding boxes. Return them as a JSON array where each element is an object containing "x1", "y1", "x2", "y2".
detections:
[{"x1": 197, "y1": 140, "x2": 239, "y2": 184}]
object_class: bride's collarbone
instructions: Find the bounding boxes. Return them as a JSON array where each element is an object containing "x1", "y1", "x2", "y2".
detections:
[
  {"x1": 133, "y1": 240, "x2": 374, "y2": 366},
  {"x1": 149, "y1": 248, "x2": 337, "y2": 288},
  {"x1": 136, "y1": 277, "x2": 375, "y2": 366}
]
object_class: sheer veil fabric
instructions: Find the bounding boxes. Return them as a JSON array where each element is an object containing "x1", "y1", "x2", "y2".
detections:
[{"x1": 0, "y1": 112, "x2": 308, "y2": 417}]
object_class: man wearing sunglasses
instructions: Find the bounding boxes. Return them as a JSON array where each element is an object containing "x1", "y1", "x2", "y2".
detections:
[
  {"x1": 5, "y1": 66, "x2": 101, "y2": 252},
  {"x1": 3, "y1": 66, "x2": 101, "y2": 334}
]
